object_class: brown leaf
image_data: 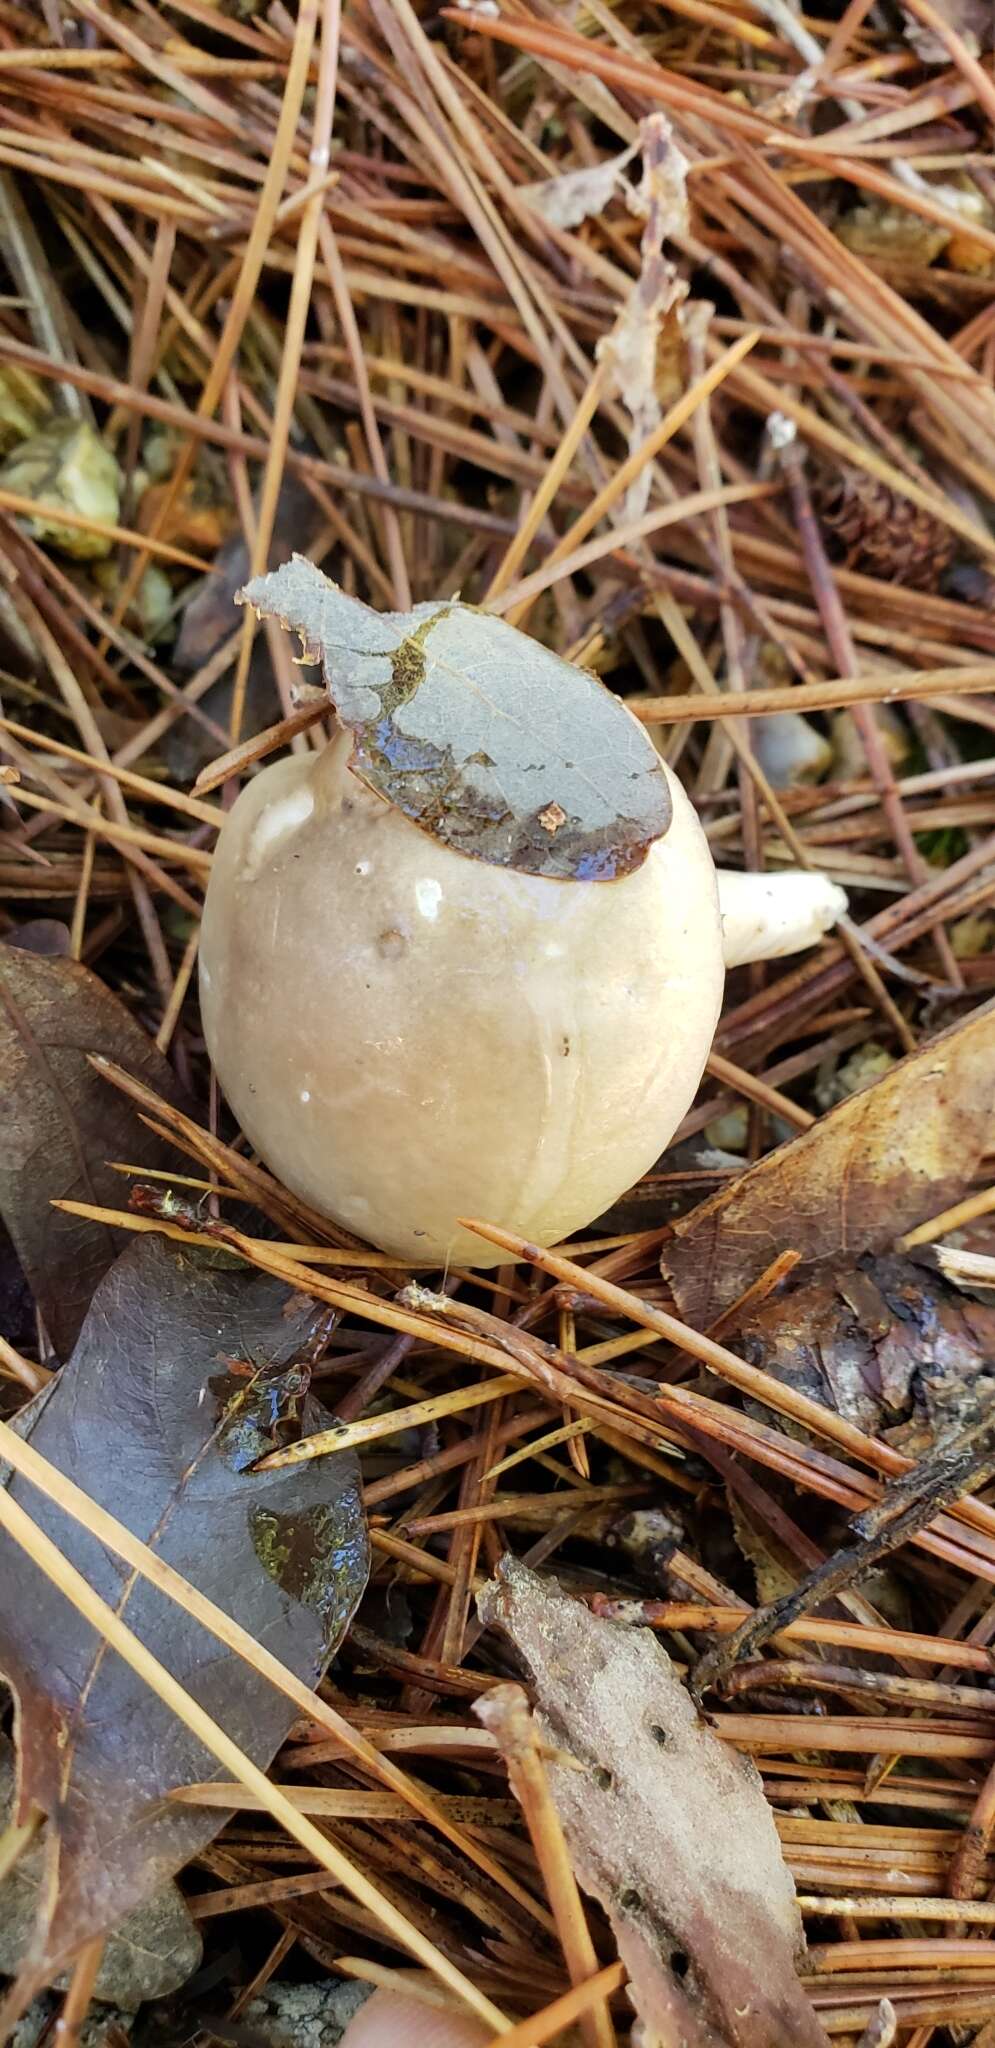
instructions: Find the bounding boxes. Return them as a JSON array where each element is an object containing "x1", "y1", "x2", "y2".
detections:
[
  {"x1": 477, "y1": 1557, "x2": 828, "y2": 2048},
  {"x1": 0, "y1": 1233, "x2": 369, "y2": 1998},
  {"x1": 239, "y1": 558, "x2": 672, "y2": 881},
  {"x1": 737, "y1": 1253, "x2": 995, "y2": 1446},
  {"x1": 0, "y1": 1736, "x2": 202, "y2": 2009},
  {"x1": 661, "y1": 1001, "x2": 995, "y2": 1328},
  {"x1": 0, "y1": 942, "x2": 184, "y2": 1359}
]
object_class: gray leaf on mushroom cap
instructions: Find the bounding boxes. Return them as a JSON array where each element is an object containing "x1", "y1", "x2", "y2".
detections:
[{"x1": 238, "y1": 557, "x2": 672, "y2": 881}]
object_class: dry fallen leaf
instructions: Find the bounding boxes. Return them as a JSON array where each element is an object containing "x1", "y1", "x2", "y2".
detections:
[
  {"x1": 522, "y1": 144, "x2": 637, "y2": 229},
  {"x1": 0, "y1": 1233, "x2": 369, "y2": 2002},
  {"x1": 597, "y1": 115, "x2": 689, "y2": 524},
  {"x1": 477, "y1": 1557, "x2": 828, "y2": 2048},
  {"x1": 0, "y1": 942, "x2": 186, "y2": 1359},
  {"x1": 662, "y1": 1001, "x2": 995, "y2": 1328},
  {"x1": 240, "y1": 557, "x2": 672, "y2": 879}
]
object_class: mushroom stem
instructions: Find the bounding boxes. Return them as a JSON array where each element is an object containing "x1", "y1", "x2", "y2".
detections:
[
  {"x1": 337, "y1": 1985, "x2": 493, "y2": 2048},
  {"x1": 716, "y1": 868, "x2": 848, "y2": 969}
]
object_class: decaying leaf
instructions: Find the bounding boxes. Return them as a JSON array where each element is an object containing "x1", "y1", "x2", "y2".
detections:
[
  {"x1": 0, "y1": 418, "x2": 120, "y2": 559},
  {"x1": 5, "y1": 920, "x2": 71, "y2": 958},
  {"x1": 661, "y1": 1001, "x2": 995, "y2": 1328},
  {"x1": 241, "y1": 1979, "x2": 371, "y2": 2048},
  {"x1": 477, "y1": 1557, "x2": 828, "y2": 2048},
  {"x1": 837, "y1": 200, "x2": 951, "y2": 269},
  {"x1": 737, "y1": 1253, "x2": 995, "y2": 1446},
  {"x1": 0, "y1": 1234, "x2": 368, "y2": 1999},
  {"x1": 728, "y1": 1495, "x2": 798, "y2": 1608},
  {"x1": 240, "y1": 557, "x2": 671, "y2": 879},
  {"x1": 522, "y1": 143, "x2": 637, "y2": 229},
  {"x1": 0, "y1": 942, "x2": 186, "y2": 1360},
  {"x1": 597, "y1": 114, "x2": 689, "y2": 524},
  {"x1": 0, "y1": 1736, "x2": 201, "y2": 2009}
]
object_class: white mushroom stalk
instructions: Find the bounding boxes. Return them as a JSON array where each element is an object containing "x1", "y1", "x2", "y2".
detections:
[
  {"x1": 336, "y1": 1985, "x2": 492, "y2": 2048},
  {"x1": 717, "y1": 868, "x2": 849, "y2": 969},
  {"x1": 199, "y1": 566, "x2": 847, "y2": 1268}
]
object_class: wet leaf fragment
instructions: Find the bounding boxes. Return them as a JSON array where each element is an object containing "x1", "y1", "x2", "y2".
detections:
[
  {"x1": 662, "y1": 1000, "x2": 995, "y2": 1329},
  {"x1": 477, "y1": 1557, "x2": 828, "y2": 2048},
  {"x1": 239, "y1": 557, "x2": 671, "y2": 880},
  {"x1": 0, "y1": 1233, "x2": 368, "y2": 2000}
]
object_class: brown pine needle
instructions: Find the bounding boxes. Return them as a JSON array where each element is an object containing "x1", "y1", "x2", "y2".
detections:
[
  {"x1": 478, "y1": 1963, "x2": 626, "y2": 2048},
  {"x1": 631, "y1": 663, "x2": 995, "y2": 723},
  {"x1": 192, "y1": 697, "x2": 328, "y2": 795},
  {"x1": 476, "y1": 1685, "x2": 617, "y2": 2048}
]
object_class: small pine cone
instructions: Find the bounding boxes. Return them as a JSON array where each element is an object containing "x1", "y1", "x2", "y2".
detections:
[{"x1": 814, "y1": 464, "x2": 956, "y2": 591}]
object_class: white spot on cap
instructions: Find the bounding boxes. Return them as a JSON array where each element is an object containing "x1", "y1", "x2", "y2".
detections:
[
  {"x1": 300, "y1": 1088, "x2": 311, "y2": 1104},
  {"x1": 355, "y1": 859, "x2": 371, "y2": 876},
  {"x1": 243, "y1": 786, "x2": 314, "y2": 878},
  {"x1": 415, "y1": 877, "x2": 443, "y2": 921}
]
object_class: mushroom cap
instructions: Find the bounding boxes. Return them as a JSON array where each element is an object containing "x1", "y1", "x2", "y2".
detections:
[{"x1": 199, "y1": 732, "x2": 723, "y2": 1265}]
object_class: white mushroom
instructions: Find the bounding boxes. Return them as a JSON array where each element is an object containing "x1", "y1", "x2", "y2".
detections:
[
  {"x1": 335, "y1": 1985, "x2": 493, "y2": 2048},
  {"x1": 200, "y1": 722, "x2": 845, "y2": 1269}
]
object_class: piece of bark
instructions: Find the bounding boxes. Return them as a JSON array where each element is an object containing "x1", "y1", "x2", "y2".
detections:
[{"x1": 477, "y1": 1557, "x2": 828, "y2": 2048}]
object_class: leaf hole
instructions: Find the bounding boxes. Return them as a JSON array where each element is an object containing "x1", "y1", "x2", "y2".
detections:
[
  {"x1": 592, "y1": 1765, "x2": 613, "y2": 1791},
  {"x1": 649, "y1": 1724, "x2": 670, "y2": 1748},
  {"x1": 620, "y1": 1887, "x2": 643, "y2": 1913},
  {"x1": 671, "y1": 1950, "x2": 689, "y2": 1980}
]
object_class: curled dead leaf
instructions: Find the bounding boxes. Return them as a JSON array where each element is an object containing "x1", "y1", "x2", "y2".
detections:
[
  {"x1": 736, "y1": 1252, "x2": 995, "y2": 1448},
  {"x1": 597, "y1": 115, "x2": 689, "y2": 524},
  {"x1": 522, "y1": 144, "x2": 637, "y2": 229}
]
